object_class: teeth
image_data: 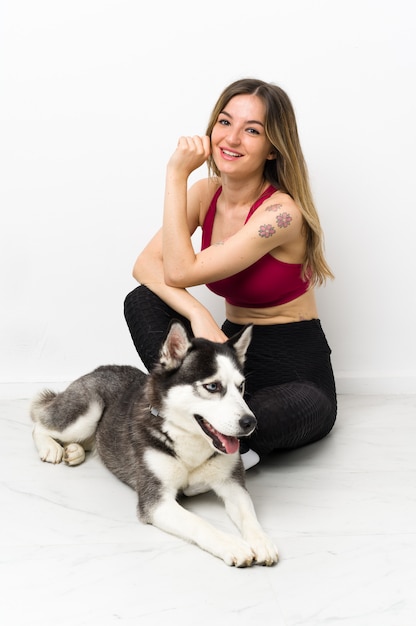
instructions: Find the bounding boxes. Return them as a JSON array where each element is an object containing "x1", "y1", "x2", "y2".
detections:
[{"x1": 223, "y1": 149, "x2": 241, "y2": 157}]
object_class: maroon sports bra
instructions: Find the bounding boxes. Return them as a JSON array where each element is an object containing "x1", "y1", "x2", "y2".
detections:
[{"x1": 201, "y1": 185, "x2": 310, "y2": 308}]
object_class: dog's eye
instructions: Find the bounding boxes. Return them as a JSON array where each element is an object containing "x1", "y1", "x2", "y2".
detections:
[
  {"x1": 238, "y1": 382, "x2": 245, "y2": 395},
  {"x1": 203, "y1": 382, "x2": 222, "y2": 393}
]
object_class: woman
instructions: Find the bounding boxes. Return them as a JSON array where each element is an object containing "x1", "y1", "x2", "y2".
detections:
[{"x1": 124, "y1": 78, "x2": 337, "y2": 469}]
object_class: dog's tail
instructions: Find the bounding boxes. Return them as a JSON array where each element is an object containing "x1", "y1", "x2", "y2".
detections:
[{"x1": 30, "y1": 389, "x2": 58, "y2": 424}]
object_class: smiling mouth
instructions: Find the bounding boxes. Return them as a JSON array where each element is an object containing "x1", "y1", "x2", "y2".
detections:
[
  {"x1": 194, "y1": 414, "x2": 239, "y2": 454},
  {"x1": 221, "y1": 148, "x2": 242, "y2": 158}
]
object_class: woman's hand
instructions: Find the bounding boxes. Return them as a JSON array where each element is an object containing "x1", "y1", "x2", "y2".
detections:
[
  {"x1": 167, "y1": 135, "x2": 211, "y2": 179},
  {"x1": 189, "y1": 307, "x2": 228, "y2": 343}
]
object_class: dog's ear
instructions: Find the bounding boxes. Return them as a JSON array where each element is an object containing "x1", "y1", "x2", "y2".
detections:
[
  {"x1": 227, "y1": 324, "x2": 253, "y2": 367},
  {"x1": 159, "y1": 320, "x2": 192, "y2": 370}
]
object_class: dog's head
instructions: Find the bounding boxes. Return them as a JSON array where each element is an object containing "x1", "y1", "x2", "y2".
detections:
[{"x1": 148, "y1": 320, "x2": 256, "y2": 455}]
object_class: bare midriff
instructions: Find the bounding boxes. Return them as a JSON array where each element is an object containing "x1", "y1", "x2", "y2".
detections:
[{"x1": 225, "y1": 289, "x2": 319, "y2": 325}]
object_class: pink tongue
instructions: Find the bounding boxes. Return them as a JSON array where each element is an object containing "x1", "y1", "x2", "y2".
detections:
[{"x1": 218, "y1": 433, "x2": 239, "y2": 455}]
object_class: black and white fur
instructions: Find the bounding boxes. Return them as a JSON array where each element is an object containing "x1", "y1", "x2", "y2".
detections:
[{"x1": 31, "y1": 321, "x2": 278, "y2": 567}]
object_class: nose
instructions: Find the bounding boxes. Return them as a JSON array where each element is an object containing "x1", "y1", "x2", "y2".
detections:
[
  {"x1": 227, "y1": 127, "x2": 241, "y2": 146},
  {"x1": 239, "y1": 413, "x2": 257, "y2": 434}
]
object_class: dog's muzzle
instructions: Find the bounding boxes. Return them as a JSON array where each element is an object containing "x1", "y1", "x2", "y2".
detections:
[{"x1": 194, "y1": 413, "x2": 257, "y2": 455}]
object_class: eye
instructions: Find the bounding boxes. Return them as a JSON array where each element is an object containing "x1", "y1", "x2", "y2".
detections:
[
  {"x1": 203, "y1": 382, "x2": 223, "y2": 393},
  {"x1": 246, "y1": 127, "x2": 260, "y2": 135},
  {"x1": 238, "y1": 381, "x2": 245, "y2": 395},
  {"x1": 218, "y1": 118, "x2": 230, "y2": 126}
]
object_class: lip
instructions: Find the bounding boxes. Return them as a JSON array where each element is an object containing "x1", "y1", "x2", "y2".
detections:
[{"x1": 220, "y1": 147, "x2": 243, "y2": 160}]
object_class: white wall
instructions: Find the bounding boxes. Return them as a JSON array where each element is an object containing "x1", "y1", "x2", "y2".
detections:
[{"x1": 1, "y1": 0, "x2": 415, "y2": 398}]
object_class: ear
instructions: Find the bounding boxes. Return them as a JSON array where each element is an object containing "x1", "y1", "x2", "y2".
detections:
[
  {"x1": 226, "y1": 324, "x2": 253, "y2": 367},
  {"x1": 266, "y1": 150, "x2": 277, "y2": 160},
  {"x1": 159, "y1": 320, "x2": 192, "y2": 370}
]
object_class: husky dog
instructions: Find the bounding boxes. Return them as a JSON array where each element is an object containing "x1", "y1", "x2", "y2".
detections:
[{"x1": 31, "y1": 321, "x2": 278, "y2": 567}]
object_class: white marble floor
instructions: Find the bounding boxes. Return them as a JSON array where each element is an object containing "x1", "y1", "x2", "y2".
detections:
[{"x1": 1, "y1": 394, "x2": 415, "y2": 626}]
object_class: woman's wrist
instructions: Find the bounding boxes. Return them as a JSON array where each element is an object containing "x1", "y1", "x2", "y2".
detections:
[{"x1": 165, "y1": 163, "x2": 189, "y2": 183}]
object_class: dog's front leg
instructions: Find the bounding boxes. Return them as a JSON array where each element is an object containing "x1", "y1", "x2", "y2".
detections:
[
  {"x1": 148, "y1": 497, "x2": 258, "y2": 567},
  {"x1": 216, "y1": 483, "x2": 279, "y2": 566}
]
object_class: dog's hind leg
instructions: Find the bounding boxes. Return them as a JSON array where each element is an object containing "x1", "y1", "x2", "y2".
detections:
[
  {"x1": 32, "y1": 422, "x2": 66, "y2": 464},
  {"x1": 31, "y1": 391, "x2": 103, "y2": 466}
]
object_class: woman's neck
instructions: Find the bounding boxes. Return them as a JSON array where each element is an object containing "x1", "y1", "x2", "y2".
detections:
[{"x1": 219, "y1": 176, "x2": 269, "y2": 210}]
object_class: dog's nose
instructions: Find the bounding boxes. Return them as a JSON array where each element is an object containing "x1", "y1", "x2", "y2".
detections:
[{"x1": 239, "y1": 414, "x2": 257, "y2": 433}]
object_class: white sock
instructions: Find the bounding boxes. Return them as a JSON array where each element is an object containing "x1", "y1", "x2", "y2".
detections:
[{"x1": 241, "y1": 449, "x2": 260, "y2": 470}]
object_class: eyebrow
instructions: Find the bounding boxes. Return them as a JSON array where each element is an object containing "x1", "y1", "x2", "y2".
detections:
[{"x1": 219, "y1": 110, "x2": 265, "y2": 127}]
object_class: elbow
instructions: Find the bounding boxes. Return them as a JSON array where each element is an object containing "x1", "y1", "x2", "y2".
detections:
[
  {"x1": 132, "y1": 258, "x2": 140, "y2": 282},
  {"x1": 132, "y1": 254, "x2": 146, "y2": 283},
  {"x1": 163, "y1": 266, "x2": 188, "y2": 288}
]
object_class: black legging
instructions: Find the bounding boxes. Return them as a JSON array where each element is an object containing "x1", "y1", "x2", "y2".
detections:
[{"x1": 124, "y1": 285, "x2": 337, "y2": 456}]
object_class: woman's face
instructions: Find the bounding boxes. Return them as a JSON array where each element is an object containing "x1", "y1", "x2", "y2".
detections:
[{"x1": 210, "y1": 94, "x2": 275, "y2": 178}]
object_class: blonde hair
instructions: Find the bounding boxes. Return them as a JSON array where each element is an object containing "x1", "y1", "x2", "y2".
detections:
[{"x1": 205, "y1": 78, "x2": 334, "y2": 285}]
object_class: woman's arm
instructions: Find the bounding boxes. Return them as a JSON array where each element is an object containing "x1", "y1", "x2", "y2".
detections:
[
  {"x1": 162, "y1": 137, "x2": 303, "y2": 288},
  {"x1": 162, "y1": 136, "x2": 210, "y2": 286},
  {"x1": 133, "y1": 231, "x2": 228, "y2": 343}
]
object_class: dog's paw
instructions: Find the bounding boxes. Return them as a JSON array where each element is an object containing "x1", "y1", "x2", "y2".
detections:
[
  {"x1": 249, "y1": 534, "x2": 279, "y2": 566},
  {"x1": 63, "y1": 443, "x2": 86, "y2": 466},
  {"x1": 38, "y1": 439, "x2": 64, "y2": 464},
  {"x1": 216, "y1": 536, "x2": 257, "y2": 567}
]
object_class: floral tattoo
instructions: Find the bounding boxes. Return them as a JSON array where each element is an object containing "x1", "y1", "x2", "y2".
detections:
[
  {"x1": 265, "y1": 203, "x2": 293, "y2": 228},
  {"x1": 276, "y1": 212, "x2": 292, "y2": 228},
  {"x1": 258, "y1": 223, "x2": 276, "y2": 238},
  {"x1": 265, "y1": 203, "x2": 283, "y2": 212}
]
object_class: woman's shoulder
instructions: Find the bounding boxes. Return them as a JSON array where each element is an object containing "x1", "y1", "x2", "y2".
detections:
[
  {"x1": 256, "y1": 189, "x2": 303, "y2": 220},
  {"x1": 265, "y1": 188, "x2": 298, "y2": 205},
  {"x1": 190, "y1": 176, "x2": 221, "y2": 199},
  {"x1": 246, "y1": 189, "x2": 304, "y2": 241}
]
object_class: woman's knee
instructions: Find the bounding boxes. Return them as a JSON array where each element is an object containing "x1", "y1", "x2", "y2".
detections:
[
  {"x1": 246, "y1": 381, "x2": 336, "y2": 454},
  {"x1": 123, "y1": 285, "x2": 193, "y2": 371}
]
